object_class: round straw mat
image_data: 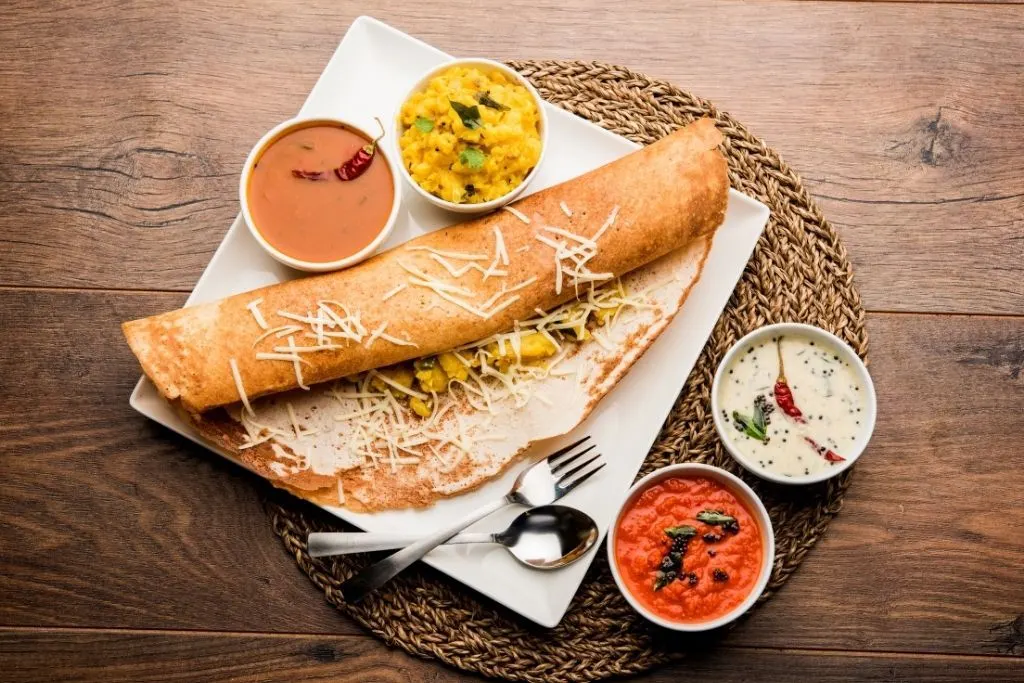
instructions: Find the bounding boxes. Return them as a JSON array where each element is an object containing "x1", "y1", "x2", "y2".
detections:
[{"x1": 267, "y1": 59, "x2": 867, "y2": 682}]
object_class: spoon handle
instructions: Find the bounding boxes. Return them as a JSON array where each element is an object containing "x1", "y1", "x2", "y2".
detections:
[
  {"x1": 340, "y1": 497, "x2": 509, "y2": 603},
  {"x1": 308, "y1": 531, "x2": 496, "y2": 556}
]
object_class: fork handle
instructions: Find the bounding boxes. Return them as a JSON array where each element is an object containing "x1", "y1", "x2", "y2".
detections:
[
  {"x1": 308, "y1": 531, "x2": 496, "y2": 556},
  {"x1": 339, "y1": 497, "x2": 509, "y2": 603}
]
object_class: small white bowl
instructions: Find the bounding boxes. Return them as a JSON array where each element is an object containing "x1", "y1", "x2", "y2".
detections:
[
  {"x1": 606, "y1": 463, "x2": 775, "y2": 632},
  {"x1": 711, "y1": 322, "x2": 877, "y2": 485},
  {"x1": 239, "y1": 116, "x2": 402, "y2": 273},
  {"x1": 393, "y1": 58, "x2": 549, "y2": 214}
]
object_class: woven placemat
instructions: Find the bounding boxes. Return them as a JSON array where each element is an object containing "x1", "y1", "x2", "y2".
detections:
[{"x1": 267, "y1": 59, "x2": 867, "y2": 682}]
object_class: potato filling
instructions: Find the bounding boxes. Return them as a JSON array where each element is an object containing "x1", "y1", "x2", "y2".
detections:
[{"x1": 349, "y1": 300, "x2": 623, "y2": 415}]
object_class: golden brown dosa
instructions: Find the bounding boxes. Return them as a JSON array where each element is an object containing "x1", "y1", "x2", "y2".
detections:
[
  {"x1": 193, "y1": 235, "x2": 714, "y2": 512},
  {"x1": 123, "y1": 119, "x2": 728, "y2": 416}
]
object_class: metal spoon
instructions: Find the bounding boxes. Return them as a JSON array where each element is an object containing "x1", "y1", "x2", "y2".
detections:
[{"x1": 307, "y1": 505, "x2": 598, "y2": 570}]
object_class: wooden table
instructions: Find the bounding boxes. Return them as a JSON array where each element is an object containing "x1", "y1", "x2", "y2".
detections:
[{"x1": 2, "y1": 1, "x2": 1022, "y2": 680}]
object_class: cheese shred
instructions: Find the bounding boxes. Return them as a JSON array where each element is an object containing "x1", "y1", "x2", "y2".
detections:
[
  {"x1": 502, "y1": 205, "x2": 531, "y2": 224},
  {"x1": 228, "y1": 358, "x2": 254, "y2": 416},
  {"x1": 246, "y1": 298, "x2": 269, "y2": 330},
  {"x1": 382, "y1": 283, "x2": 407, "y2": 301}
]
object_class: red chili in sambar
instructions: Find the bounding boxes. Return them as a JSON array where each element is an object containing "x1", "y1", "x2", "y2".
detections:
[
  {"x1": 248, "y1": 122, "x2": 394, "y2": 264},
  {"x1": 614, "y1": 476, "x2": 763, "y2": 623}
]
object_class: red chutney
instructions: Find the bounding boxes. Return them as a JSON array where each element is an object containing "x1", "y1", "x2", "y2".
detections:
[{"x1": 614, "y1": 476, "x2": 763, "y2": 623}]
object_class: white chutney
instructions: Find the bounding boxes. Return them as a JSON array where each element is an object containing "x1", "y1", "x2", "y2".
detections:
[{"x1": 717, "y1": 333, "x2": 867, "y2": 478}]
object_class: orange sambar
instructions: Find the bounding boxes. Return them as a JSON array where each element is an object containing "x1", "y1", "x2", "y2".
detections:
[
  {"x1": 614, "y1": 476, "x2": 763, "y2": 624},
  {"x1": 248, "y1": 122, "x2": 394, "y2": 264}
]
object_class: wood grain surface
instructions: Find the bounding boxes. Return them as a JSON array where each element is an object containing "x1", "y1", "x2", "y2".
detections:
[
  {"x1": 2, "y1": 1, "x2": 1023, "y2": 313},
  {"x1": 1, "y1": 0, "x2": 1022, "y2": 680},
  {"x1": 3, "y1": 630, "x2": 1024, "y2": 683}
]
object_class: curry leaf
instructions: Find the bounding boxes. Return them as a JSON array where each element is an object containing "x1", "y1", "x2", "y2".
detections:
[
  {"x1": 653, "y1": 571, "x2": 675, "y2": 591},
  {"x1": 459, "y1": 146, "x2": 486, "y2": 170},
  {"x1": 664, "y1": 525, "x2": 697, "y2": 539},
  {"x1": 414, "y1": 117, "x2": 434, "y2": 133},
  {"x1": 449, "y1": 100, "x2": 483, "y2": 130},
  {"x1": 696, "y1": 510, "x2": 737, "y2": 526},
  {"x1": 476, "y1": 91, "x2": 510, "y2": 111},
  {"x1": 753, "y1": 400, "x2": 766, "y2": 432},
  {"x1": 732, "y1": 410, "x2": 767, "y2": 442}
]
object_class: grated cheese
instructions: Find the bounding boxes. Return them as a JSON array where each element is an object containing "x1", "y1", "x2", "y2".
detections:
[
  {"x1": 334, "y1": 403, "x2": 387, "y2": 422},
  {"x1": 507, "y1": 276, "x2": 537, "y2": 294},
  {"x1": 322, "y1": 275, "x2": 654, "y2": 474},
  {"x1": 409, "y1": 276, "x2": 475, "y2": 297},
  {"x1": 287, "y1": 336, "x2": 309, "y2": 390},
  {"x1": 276, "y1": 310, "x2": 321, "y2": 325},
  {"x1": 590, "y1": 329, "x2": 614, "y2": 351},
  {"x1": 563, "y1": 268, "x2": 613, "y2": 282},
  {"x1": 255, "y1": 352, "x2": 311, "y2": 364},
  {"x1": 406, "y1": 246, "x2": 488, "y2": 261},
  {"x1": 538, "y1": 327, "x2": 562, "y2": 351},
  {"x1": 331, "y1": 389, "x2": 386, "y2": 400},
  {"x1": 542, "y1": 225, "x2": 596, "y2": 249},
  {"x1": 426, "y1": 286, "x2": 489, "y2": 318},
  {"x1": 559, "y1": 201, "x2": 572, "y2": 217},
  {"x1": 509, "y1": 331, "x2": 523, "y2": 363},
  {"x1": 593, "y1": 205, "x2": 619, "y2": 241},
  {"x1": 482, "y1": 255, "x2": 500, "y2": 282},
  {"x1": 272, "y1": 344, "x2": 346, "y2": 353},
  {"x1": 228, "y1": 358, "x2": 254, "y2": 416},
  {"x1": 502, "y1": 205, "x2": 530, "y2": 224},
  {"x1": 485, "y1": 294, "x2": 520, "y2": 317},
  {"x1": 246, "y1": 298, "x2": 269, "y2": 330},
  {"x1": 364, "y1": 322, "x2": 389, "y2": 349},
  {"x1": 286, "y1": 401, "x2": 303, "y2": 438},
  {"x1": 382, "y1": 283, "x2": 408, "y2": 301},
  {"x1": 238, "y1": 433, "x2": 274, "y2": 450},
  {"x1": 369, "y1": 370, "x2": 429, "y2": 400},
  {"x1": 492, "y1": 225, "x2": 510, "y2": 266},
  {"x1": 252, "y1": 325, "x2": 302, "y2": 347},
  {"x1": 378, "y1": 331, "x2": 418, "y2": 348}
]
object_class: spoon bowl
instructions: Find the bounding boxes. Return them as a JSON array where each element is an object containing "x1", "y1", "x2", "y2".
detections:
[
  {"x1": 307, "y1": 504, "x2": 598, "y2": 570},
  {"x1": 497, "y1": 505, "x2": 598, "y2": 569}
]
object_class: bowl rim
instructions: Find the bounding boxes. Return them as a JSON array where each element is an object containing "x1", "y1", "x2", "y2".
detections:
[
  {"x1": 605, "y1": 463, "x2": 776, "y2": 632},
  {"x1": 710, "y1": 322, "x2": 878, "y2": 485},
  {"x1": 392, "y1": 57, "x2": 549, "y2": 214},
  {"x1": 239, "y1": 116, "x2": 402, "y2": 273}
]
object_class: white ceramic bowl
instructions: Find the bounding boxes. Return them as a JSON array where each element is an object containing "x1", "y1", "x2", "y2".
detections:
[
  {"x1": 606, "y1": 463, "x2": 775, "y2": 632},
  {"x1": 239, "y1": 116, "x2": 402, "y2": 273},
  {"x1": 393, "y1": 58, "x2": 549, "y2": 214},
  {"x1": 711, "y1": 322, "x2": 877, "y2": 485}
]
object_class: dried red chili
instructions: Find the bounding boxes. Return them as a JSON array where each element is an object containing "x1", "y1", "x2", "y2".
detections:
[
  {"x1": 335, "y1": 117, "x2": 384, "y2": 181},
  {"x1": 774, "y1": 338, "x2": 805, "y2": 423},
  {"x1": 803, "y1": 436, "x2": 846, "y2": 462},
  {"x1": 291, "y1": 169, "x2": 327, "y2": 181}
]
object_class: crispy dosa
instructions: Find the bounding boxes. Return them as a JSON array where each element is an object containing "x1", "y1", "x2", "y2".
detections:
[
  {"x1": 123, "y1": 118, "x2": 728, "y2": 417},
  {"x1": 195, "y1": 236, "x2": 713, "y2": 511}
]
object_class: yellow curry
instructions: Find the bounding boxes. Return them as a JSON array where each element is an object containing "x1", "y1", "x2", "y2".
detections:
[{"x1": 398, "y1": 65, "x2": 542, "y2": 204}]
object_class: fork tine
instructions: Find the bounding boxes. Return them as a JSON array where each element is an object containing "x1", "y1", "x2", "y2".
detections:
[
  {"x1": 557, "y1": 462, "x2": 606, "y2": 496},
  {"x1": 555, "y1": 453, "x2": 602, "y2": 486},
  {"x1": 549, "y1": 444, "x2": 597, "y2": 476},
  {"x1": 544, "y1": 435, "x2": 590, "y2": 465}
]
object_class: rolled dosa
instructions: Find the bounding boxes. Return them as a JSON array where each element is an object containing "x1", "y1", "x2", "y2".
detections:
[
  {"x1": 123, "y1": 118, "x2": 728, "y2": 416},
  {"x1": 195, "y1": 236, "x2": 713, "y2": 511}
]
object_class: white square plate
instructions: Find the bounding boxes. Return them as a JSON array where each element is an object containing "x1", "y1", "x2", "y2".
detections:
[{"x1": 130, "y1": 16, "x2": 770, "y2": 627}]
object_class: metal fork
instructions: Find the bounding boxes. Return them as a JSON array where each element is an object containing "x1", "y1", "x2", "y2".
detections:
[{"x1": 338, "y1": 435, "x2": 604, "y2": 603}]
